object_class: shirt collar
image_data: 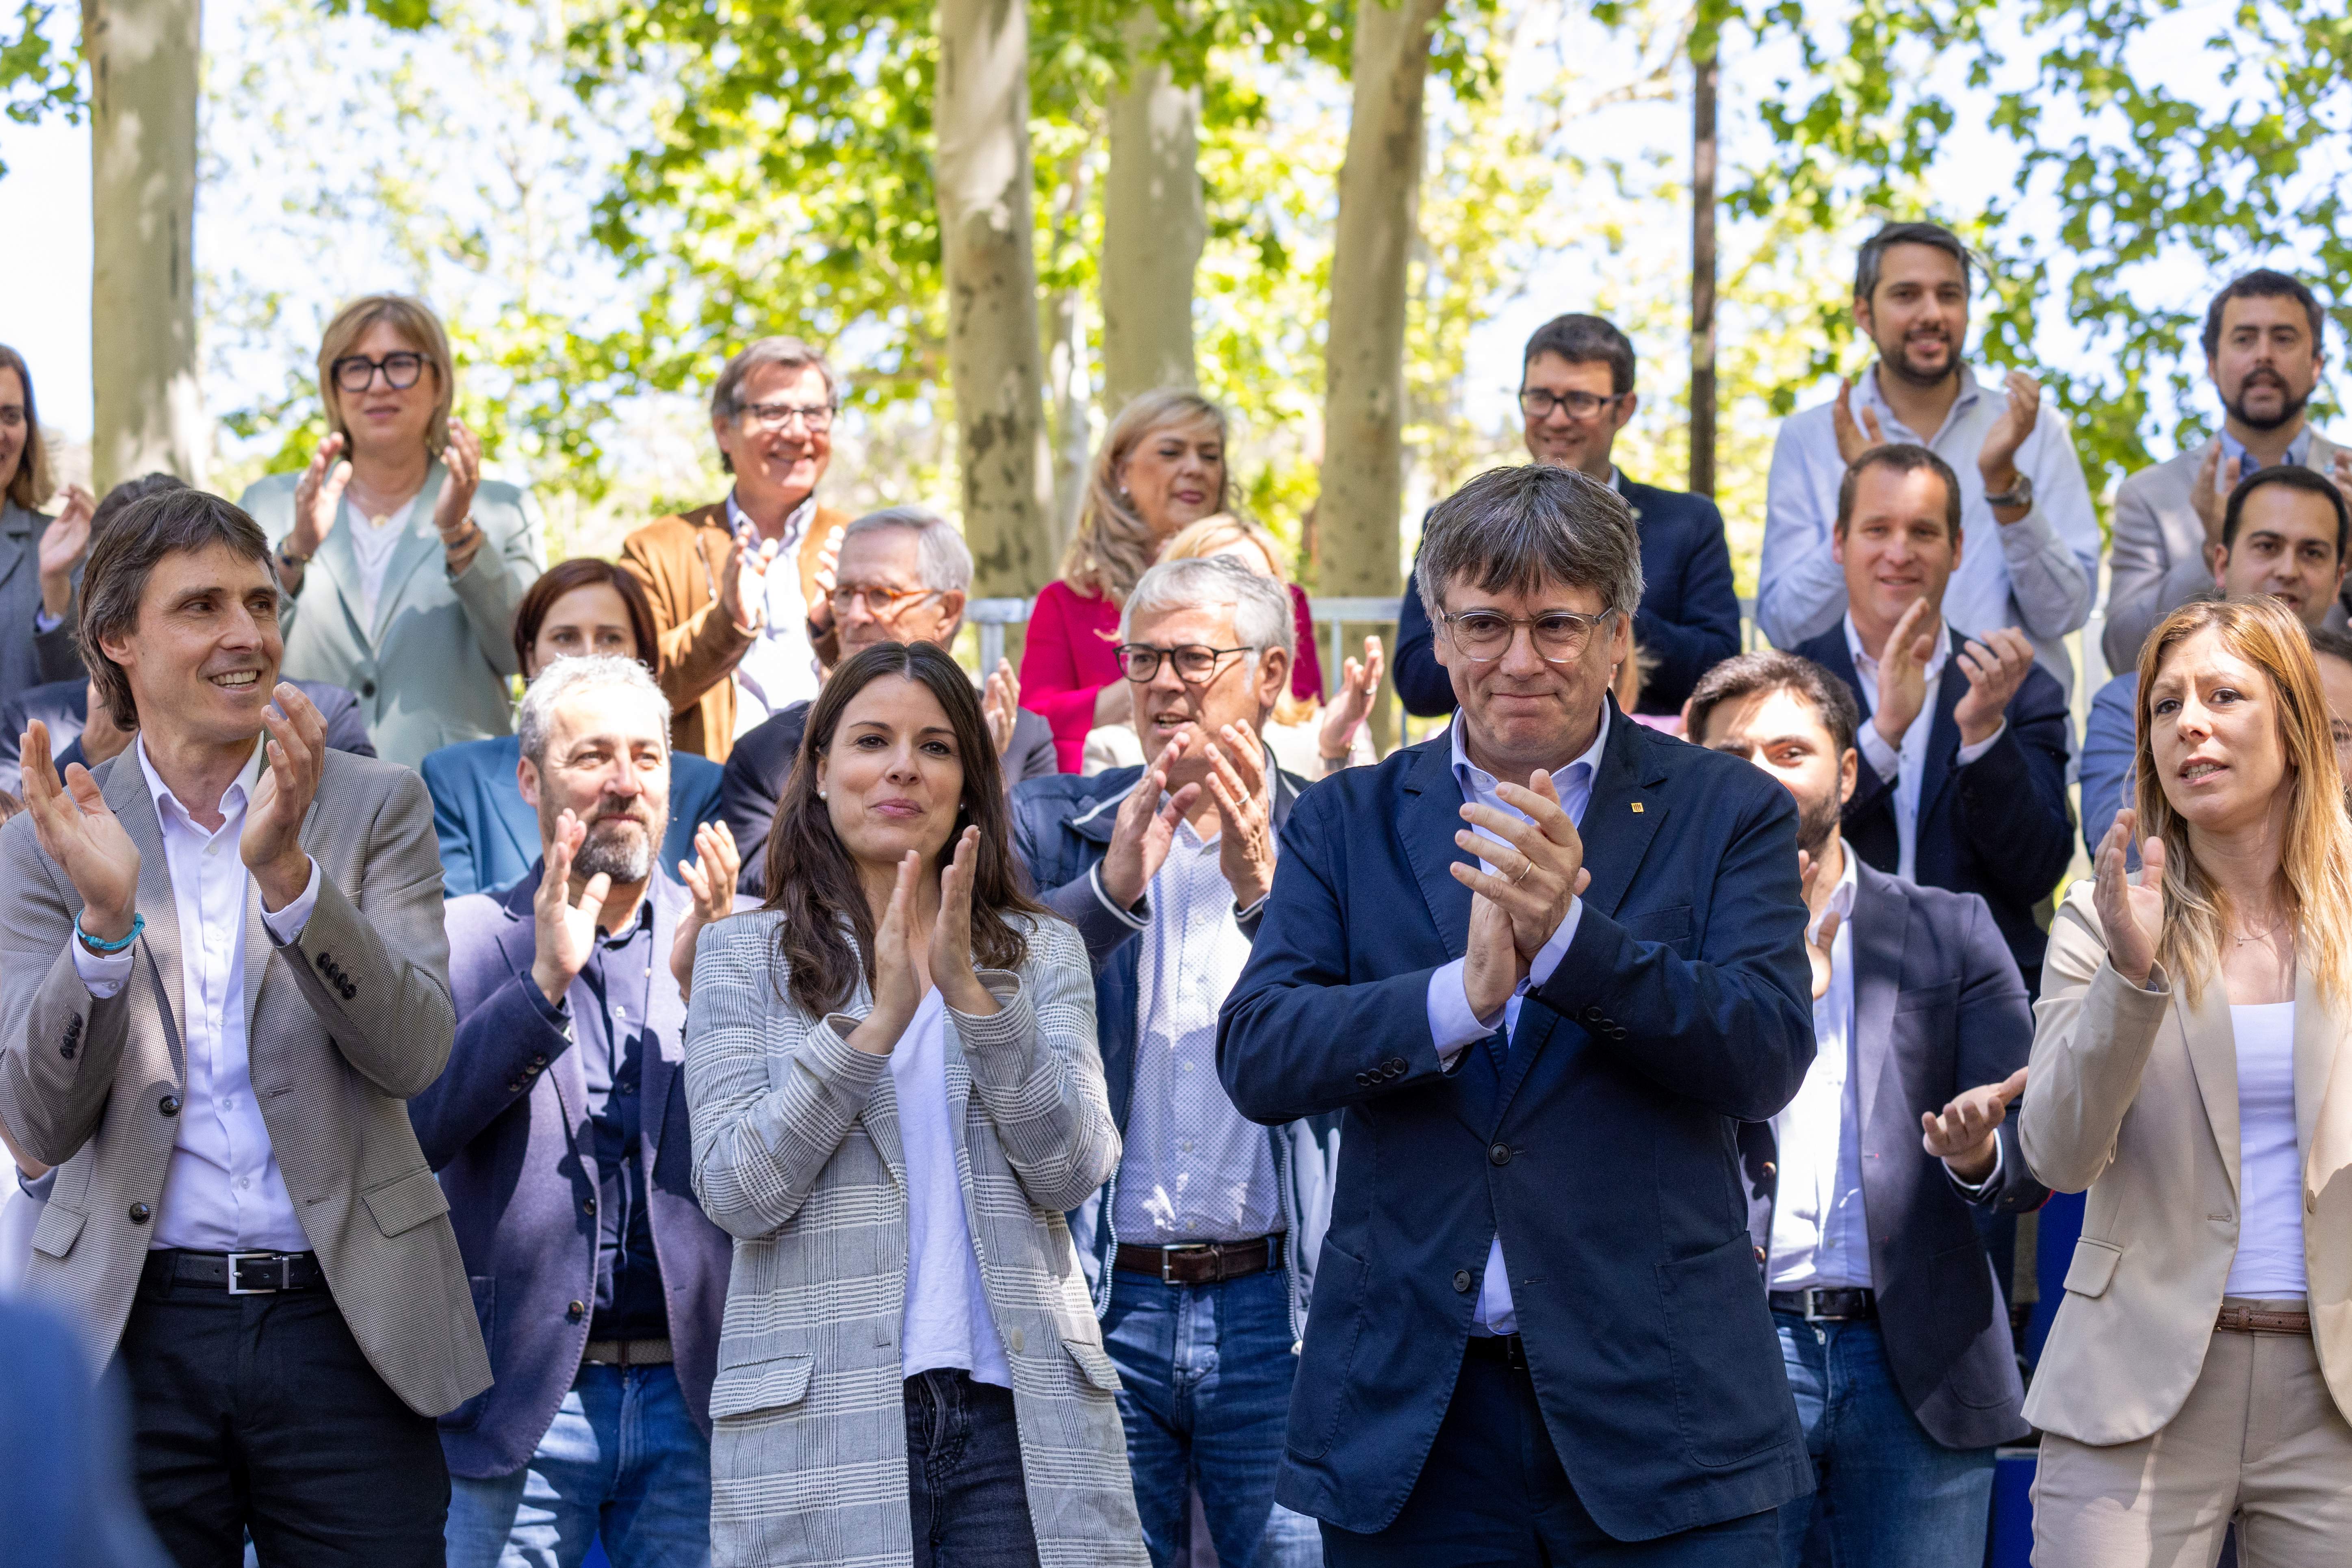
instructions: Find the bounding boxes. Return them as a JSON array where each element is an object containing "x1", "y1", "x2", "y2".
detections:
[
  {"x1": 1842, "y1": 609, "x2": 1949, "y2": 683},
  {"x1": 2218, "y1": 424, "x2": 2313, "y2": 471},
  {"x1": 726, "y1": 490, "x2": 816, "y2": 549},
  {"x1": 134, "y1": 734, "x2": 268, "y2": 828},
  {"x1": 1449, "y1": 698, "x2": 1610, "y2": 797},
  {"x1": 1814, "y1": 838, "x2": 1859, "y2": 937},
  {"x1": 1859, "y1": 362, "x2": 1982, "y2": 437}
]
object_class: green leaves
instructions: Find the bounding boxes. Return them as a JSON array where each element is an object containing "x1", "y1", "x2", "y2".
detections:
[{"x1": 2, "y1": 0, "x2": 83, "y2": 176}]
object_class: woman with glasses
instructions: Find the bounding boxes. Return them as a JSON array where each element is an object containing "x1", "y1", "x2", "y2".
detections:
[
  {"x1": 1021, "y1": 391, "x2": 1325, "y2": 773},
  {"x1": 0, "y1": 344, "x2": 95, "y2": 716},
  {"x1": 685, "y1": 640, "x2": 1145, "y2": 1568},
  {"x1": 237, "y1": 294, "x2": 546, "y2": 767}
]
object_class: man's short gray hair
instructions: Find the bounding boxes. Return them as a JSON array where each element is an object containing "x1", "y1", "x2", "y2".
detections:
[
  {"x1": 842, "y1": 506, "x2": 973, "y2": 595},
  {"x1": 1414, "y1": 465, "x2": 1644, "y2": 620},
  {"x1": 1121, "y1": 555, "x2": 1296, "y2": 659},
  {"x1": 710, "y1": 336, "x2": 839, "y2": 421},
  {"x1": 517, "y1": 654, "x2": 672, "y2": 769}
]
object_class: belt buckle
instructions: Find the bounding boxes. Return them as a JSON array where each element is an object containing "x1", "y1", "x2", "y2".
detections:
[
  {"x1": 1161, "y1": 1243, "x2": 1210, "y2": 1285},
  {"x1": 1801, "y1": 1289, "x2": 1834, "y2": 1323},
  {"x1": 226, "y1": 1252, "x2": 288, "y2": 1294}
]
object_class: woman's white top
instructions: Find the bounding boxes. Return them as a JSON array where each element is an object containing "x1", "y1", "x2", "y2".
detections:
[
  {"x1": 343, "y1": 492, "x2": 421, "y2": 627},
  {"x1": 891, "y1": 986, "x2": 1014, "y2": 1387},
  {"x1": 2225, "y1": 1001, "x2": 2308, "y2": 1299}
]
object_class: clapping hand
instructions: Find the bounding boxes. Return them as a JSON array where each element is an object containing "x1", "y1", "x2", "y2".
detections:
[
  {"x1": 1205, "y1": 723, "x2": 1277, "y2": 910},
  {"x1": 434, "y1": 419, "x2": 485, "y2": 572},
  {"x1": 719, "y1": 527, "x2": 773, "y2": 635},
  {"x1": 532, "y1": 809, "x2": 611, "y2": 1005},
  {"x1": 1832, "y1": 377, "x2": 1887, "y2": 465},
  {"x1": 1871, "y1": 597, "x2": 1938, "y2": 748},
  {"x1": 1922, "y1": 1067, "x2": 2028, "y2": 1183},
  {"x1": 848, "y1": 851, "x2": 924, "y2": 1055},
  {"x1": 1951, "y1": 627, "x2": 2035, "y2": 748},
  {"x1": 2194, "y1": 443, "x2": 2242, "y2": 562},
  {"x1": 1797, "y1": 848, "x2": 1843, "y2": 1002},
  {"x1": 928, "y1": 826, "x2": 998, "y2": 1017},
  {"x1": 1099, "y1": 732, "x2": 1201, "y2": 910},
  {"x1": 982, "y1": 659, "x2": 1021, "y2": 760},
  {"x1": 288, "y1": 434, "x2": 352, "y2": 566},
  {"x1": 242, "y1": 684, "x2": 327, "y2": 912},
  {"x1": 2092, "y1": 808, "x2": 2163, "y2": 987},
  {"x1": 1978, "y1": 371, "x2": 2042, "y2": 505},
  {"x1": 36, "y1": 484, "x2": 94, "y2": 619},
  {"x1": 669, "y1": 820, "x2": 741, "y2": 1003},
  {"x1": 19, "y1": 718, "x2": 141, "y2": 943},
  {"x1": 1450, "y1": 769, "x2": 1593, "y2": 965},
  {"x1": 1317, "y1": 635, "x2": 1383, "y2": 771}
]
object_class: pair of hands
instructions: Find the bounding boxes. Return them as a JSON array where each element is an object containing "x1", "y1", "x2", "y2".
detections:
[
  {"x1": 19, "y1": 683, "x2": 330, "y2": 939},
  {"x1": 2192, "y1": 443, "x2": 2352, "y2": 560},
  {"x1": 1832, "y1": 369, "x2": 2042, "y2": 514},
  {"x1": 980, "y1": 659, "x2": 1023, "y2": 762},
  {"x1": 532, "y1": 812, "x2": 742, "y2": 1008},
  {"x1": 1454, "y1": 770, "x2": 1592, "y2": 1022},
  {"x1": 1869, "y1": 596, "x2": 2035, "y2": 752},
  {"x1": 1099, "y1": 724, "x2": 1279, "y2": 914},
  {"x1": 289, "y1": 423, "x2": 487, "y2": 572},
  {"x1": 36, "y1": 484, "x2": 95, "y2": 619},
  {"x1": 720, "y1": 519, "x2": 843, "y2": 636},
  {"x1": 1317, "y1": 635, "x2": 1384, "y2": 766},
  {"x1": 850, "y1": 827, "x2": 998, "y2": 1055}
]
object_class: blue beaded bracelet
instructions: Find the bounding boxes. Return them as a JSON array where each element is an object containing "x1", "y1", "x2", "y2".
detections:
[{"x1": 75, "y1": 911, "x2": 144, "y2": 954}]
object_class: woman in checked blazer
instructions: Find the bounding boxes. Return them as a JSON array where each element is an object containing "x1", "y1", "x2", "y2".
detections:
[{"x1": 683, "y1": 640, "x2": 1145, "y2": 1568}]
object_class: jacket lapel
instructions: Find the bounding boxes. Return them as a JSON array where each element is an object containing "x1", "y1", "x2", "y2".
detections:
[
  {"x1": 2292, "y1": 963, "x2": 2337, "y2": 1171},
  {"x1": 1849, "y1": 860, "x2": 1905, "y2": 1152},
  {"x1": 1394, "y1": 737, "x2": 1499, "y2": 1130},
  {"x1": 2180, "y1": 969, "x2": 2241, "y2": 1197},
  {"x1": 639, "y1": 876, "x2": 692, "y2": 1170},
  {"x1": 104, "y1": 755, "x2": 188, "y2": 1079},
  {"x1": 307, "y1": 503, "x2": 373, "y2": 651},
  {"x1": 369, "y1": 465, "x2": 452, "y2": 646},
  {"x1": 1916, "y1": 629, "x2": 1968, "y2": 829},
  {"x1": 0, "y1": 504, "x2": 32, "y2": 600}
]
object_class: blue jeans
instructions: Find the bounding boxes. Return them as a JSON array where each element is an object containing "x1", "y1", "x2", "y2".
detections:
[
  {"x1": 904, "y1": 1368, "x2": 1041, "y2": 1568},
  {"x1": 1773, "y1": 1314, "x2": 1994, "y2": 1568},
  {"x1": 446, "y1": 1363, "x2": 711, "y2": 1568},
  {"x1": 1103, "y1": 1264, "x2": 1324, "y2": 1568}
]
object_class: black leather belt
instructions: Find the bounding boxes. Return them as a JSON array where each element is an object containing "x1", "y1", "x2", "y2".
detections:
[
  {"x1": 146, "y1": 1249, "x2": 325, "y2": 1295},
  {"x1": 1113, "y1": 1235, "x2": 1283, "y2": 1286},
  {"x1": 1464, "y1": 1333, "x2": 1528, "y2": 1369},
  {"x1": 1770, "y1": 1287, "x2": 1877, "y2": 1322}
]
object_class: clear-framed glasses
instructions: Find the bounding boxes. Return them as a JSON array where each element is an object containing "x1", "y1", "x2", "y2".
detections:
[
  {"x1": 830, "y1": 583, "x2": 938, "y2": 617},
  {"x1": 741, "y1": 399, "x2": 837, "y2": 433},
  {"x1": 1114, "y1": 643, "x2": 1255, "y2": 684},
  {"x1": 1517, "y1": 386, "x2": 1628, "y2": 422},
  {"x1": 1439, "y1": 607, "x2": 1617, "y2": 664},
  {"x1": 332, "y1": 352, "x2": 429, "y2": 394}
]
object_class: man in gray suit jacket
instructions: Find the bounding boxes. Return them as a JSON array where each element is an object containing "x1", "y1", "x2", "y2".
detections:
[
  {"x1": 2103, "y1": 268, "x2": 2350, "y2": 673},
  {"x1": 0, "y1": 487, "x2": 489, "y2": 1567}
]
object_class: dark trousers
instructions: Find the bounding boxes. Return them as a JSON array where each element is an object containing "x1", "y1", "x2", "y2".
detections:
[
  {"x1": 1319, "y1": 1343, "x2": 1780, "y2": 1568},
  {"x1": 904, "y1": 1368, "x2": 1041, "y2": 1568},
  {"x1": 115, "y1": 1253, "x2": 449, "y2": 1568}
]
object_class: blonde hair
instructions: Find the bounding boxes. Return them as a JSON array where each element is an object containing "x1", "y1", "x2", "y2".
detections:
[
  {"x1": 316, "y1": 294, "x2": 455, "y2": 453},
  {"x1": 1160, "y1": 513, "x2": 1314, "y2": 722},
  {"x1": 1059, "y1": 390, "x2": 1229, "y2": 603},
  {"x1": 0, "y1": 343, "x2": 54, "y2": 510},
  {"x1": 2133, "y1": 596, "x2": 2352, "y2": 1006}
]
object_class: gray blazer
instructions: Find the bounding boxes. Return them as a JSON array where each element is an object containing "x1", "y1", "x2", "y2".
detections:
[
  {"x1": 0, "y1": 748, "x2": 492, "y2": 1418},
  {"x1": 685, "y1": 911, "x2": 1147, "y2": 1568},
  {"x1": 0, "y1": 500, "x2": 87, "y2": 716},
  {"x1": 2101, "y1": 431, "x2": 2346, "y2": 673},
  {"x1": 238, "y1": 462, "x2": 544, "y2": 769}
]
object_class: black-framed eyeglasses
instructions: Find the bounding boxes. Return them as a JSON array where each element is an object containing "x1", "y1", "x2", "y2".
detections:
[
  {"x1": 1114, "y1": 643, "x2": 1256, "y2": 684},
  {"x1": 1438, "y1": 607, "x2": 1617, "y2": 664},
  {"x1": 1517, "y1": 386, "x2": 1628, "y2": 422},
  {"x1": 741, "y1": 399, "x2": 837, "y2": 432},
  {"x1": 332, "y1": 352, "x2": 430, "y2": 394},
  {"x1": 830, "y1": 584, "x2": 939, "y2": 616}
]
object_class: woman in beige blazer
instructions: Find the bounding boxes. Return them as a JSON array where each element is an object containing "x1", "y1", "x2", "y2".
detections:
[{"x1": 2025, "y1": 594, "x2": 2352, "y2": 1566}]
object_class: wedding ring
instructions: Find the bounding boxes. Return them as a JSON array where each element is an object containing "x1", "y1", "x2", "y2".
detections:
[{"x1": 1511, "y1": 860, "x2": 1535, "y2": 886}]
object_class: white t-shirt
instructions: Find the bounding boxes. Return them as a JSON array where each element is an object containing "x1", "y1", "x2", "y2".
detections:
[
  {"x1": 892, "y1": 987, "x2": 1013, "y2": 1387},
  {"x1": 344, "y1": 492, "x2": 420, "y2": 630},
  {"x1": 2226, "y1": 1001, "x2": 2308, "y2": 1299}
]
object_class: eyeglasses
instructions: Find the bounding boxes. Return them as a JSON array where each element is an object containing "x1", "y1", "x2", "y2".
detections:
[
  {"x1": 741, "y1": 400, "x2": 836, "y2": 433},
  {"x1": 1438, "y1": 607, "x2": 1617, "y2": 664},
  {"x1": 332, "y1": 352, "x2": 430, "y2": 394},
  {"x1": 1517, "y1": 387, "x2": 1628, "y2": 422},
  {"x1": 830, "y1": 584, "x2": 939, "y2": 616},
  {"x1": 1114, "y1": 643, "x2": 1256, "y2": 684}
]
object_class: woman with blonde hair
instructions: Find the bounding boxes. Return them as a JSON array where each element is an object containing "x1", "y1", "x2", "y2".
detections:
[
  {"x1": 1019, "y1": 391, "x2": 1323, "y2": 771},
  {"x1": 2025, "y1": 594, "x2": 2352, "y2": 1566},
  {"x1": 238, "y1": 293, "x2": 544, "y2": 766}
]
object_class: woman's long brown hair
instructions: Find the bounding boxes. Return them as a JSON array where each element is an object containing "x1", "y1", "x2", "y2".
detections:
[{"x1": 763, "y1": 641, "x2": 1048, "y2": 1018}]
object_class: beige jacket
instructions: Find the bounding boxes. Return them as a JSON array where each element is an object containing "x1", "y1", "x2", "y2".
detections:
[
  {"x1": 0, "y1": 749, "x2": 491, "y2": 1418},
  {"x1": 2021, "y1": 880, "x2": 2352, "y2": 1445}
]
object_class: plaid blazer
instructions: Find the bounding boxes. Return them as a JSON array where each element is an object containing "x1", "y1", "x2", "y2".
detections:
[{"x1": 685, "y1": 909, "x2": 1147, "y2": 1568}]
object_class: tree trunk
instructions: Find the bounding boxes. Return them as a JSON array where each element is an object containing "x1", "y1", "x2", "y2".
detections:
[
  {"x1": 85, "y1": 0, "x2": 206, "y2": 492},
  {"x1": 1318, "y1": 0, "x2": 1446, "y2": 742},
  {"x1": 936, "y1": 0, "x2": 1052, "y2": 597},
  {"x1": 1099, "y1": 6, "x2": 1202, "y2": 410},
  {"x1": 1689, "y1": 31, "x2": 1718, "y2": 500},
  {"x1": 1043, "y1": 148, "x2": 1095, "y2": 553}
]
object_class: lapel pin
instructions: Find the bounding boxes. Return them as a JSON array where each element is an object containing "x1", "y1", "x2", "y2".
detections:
[{"x1": 1631, "y1": 802, "x2": 1644, "y2": 813}]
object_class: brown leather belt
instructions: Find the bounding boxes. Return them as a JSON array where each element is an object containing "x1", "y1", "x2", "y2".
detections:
[
  {"x1": 1114, "y1": 1235, "x2": 1283, "y2": 1286},
  {"x1": 583, "y1": 1337, "x2": 674, "y2": 1366},
  {"x1": 2215, "y1": 1304, "x2": 2311, "y2": 1336}
]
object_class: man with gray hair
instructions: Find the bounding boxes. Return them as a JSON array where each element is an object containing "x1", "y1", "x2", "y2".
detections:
[
  {"x1": 1011, "y1": 553, "x2": 1335, "y2": 1568},
  {"x1": 413, "y1": 653, "x2": 741, "y2": 1568},
  {"x1": 721, "y1": 504, "x2": 1057, "y2": 895},
  {"x1": 1219, "y1": 464, "x2": 1817, "y2": 1564},
  {"x1": 620, "y1": 336, "x2": 853, "y2": 762}
]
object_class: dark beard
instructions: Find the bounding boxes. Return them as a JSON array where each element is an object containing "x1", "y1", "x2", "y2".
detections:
[
  {"x1": 574, "y1": 819, "x2": 652, "y2": 883},
  {"x1": 2224, "y1": 380, "x2": 2310, "y2": 434},
  {"x1": 1796, "y1": 785, "x2": 1844, "y2": 858},
  {"x1": 1879, "y1": 333, "x2": 1956, "y2": 390}
]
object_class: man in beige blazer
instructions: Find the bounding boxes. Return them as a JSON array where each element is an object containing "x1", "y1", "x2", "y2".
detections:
[
  {"x1": 0, "y1": 486, "x2": 489, "y2": 1567},
  {"x1": 2103, "y1": 269, "x2": 2350, "y2": 673}
]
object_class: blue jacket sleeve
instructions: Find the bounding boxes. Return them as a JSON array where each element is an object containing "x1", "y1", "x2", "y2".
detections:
[
  {"x1": 421, "y1": 750, "x2": 481, "y2": 900},
  {"x1": 1392, "y1": 558, "x2": 1457, "y2": 718},
  {"x1": 323, "y1": 690, "x2": 377, "y2": 758},
  {"x1": 2077, "y1": 677, "x2": 2136, "y2": 866},
  {"x1": 1953, "y1": 669, "x2": 2076, "y2": 912},
  {"x1": 409, "y1": 971, "x2": 572, "y2": 1172},
  {"x1": 1949, "y1": 891, "x2": 2049, "y2": 1215},
  {"x1": 1630, "y1": 502, "x2": 1741, "y2": 712},
  {"x1": 664, "y1": 753, "x2": 725, "y2": 876},
  {"x1": 721, "y1": 737, "x2": 784, "y2": 897}
]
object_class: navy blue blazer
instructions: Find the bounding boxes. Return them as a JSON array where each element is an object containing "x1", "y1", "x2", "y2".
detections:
[
  {"x1": 0, "y1": 674, "x2": 376, "y2": 796},
  {"x1": 413, "y1": 868, "x2": 734, "y2": 1477},
  {"x1": 1741, "y1": 859, "x2": 2046, "y2": 1451},
  {"x1": 1217, "y1": 703, "x2": 1816, "y2": 1542},
  {"x1": 1792, "y1": 626, "x2": 2075, "y2": 992},
  {"x1": 1394, "y1": 476, "x2": 1742, "y2": 718},
  {"x1": 421, "y1": 732, "x2": 725, "y2": 898}
]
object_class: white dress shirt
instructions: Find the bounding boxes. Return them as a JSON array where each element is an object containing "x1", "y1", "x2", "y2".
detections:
[
  {"x1": 72, "y1": 738, "x2": 320, "y2": 1252},
  {"x1": 1769, "y1": 846, "x2": 1866, "y2": 1290},
  {"x1": 1841, "y1": 613, "x2": 2004, "y2": 882},
  {"x1": 892, "y1": 988, "x2": 1015, "y2": 1387},
  {"x1": 726, "y1": 491, "x2": 823, "y2": 737},
  {"x1": 1759, "y1": 364, "x2": 2100, "y2": 702},
  {"x1": 1422, "y1": 703, "x2": 1607, "y2": 1334}
]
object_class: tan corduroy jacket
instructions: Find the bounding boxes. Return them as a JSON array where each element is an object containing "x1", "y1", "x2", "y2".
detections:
[
  {"x1": 2021, "y1": 879, "x2": 2352, "y2": 1446},
  {"x1": 619, "y1": 500, "x2": 850, "y2": 763}
]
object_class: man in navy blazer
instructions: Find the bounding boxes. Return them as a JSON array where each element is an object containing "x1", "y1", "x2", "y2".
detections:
[
  {"x1": 1395, "y1": 313, "x2": 1740, "y2": 717},
  {"x1": 1787, "y1": 444, "x2": 2074, "y2": 996},
  {"x1": 1684, "y1": 651, "x2": 2046, "y2": 1564},
  {"x1": 413, "y1": 656, "x2": 736, "y2": 1568},
  {"x1": 1219, "y1": 464, "x2": 1815, "y2": 1564}
]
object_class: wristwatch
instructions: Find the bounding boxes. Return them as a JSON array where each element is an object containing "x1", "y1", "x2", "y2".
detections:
[
  {"x1": 1983, "y1": 473, "x2": 2034, "y2": 510},
  {"x1": 276, "y1": 541, "x2": 313, "y2": 570}
]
